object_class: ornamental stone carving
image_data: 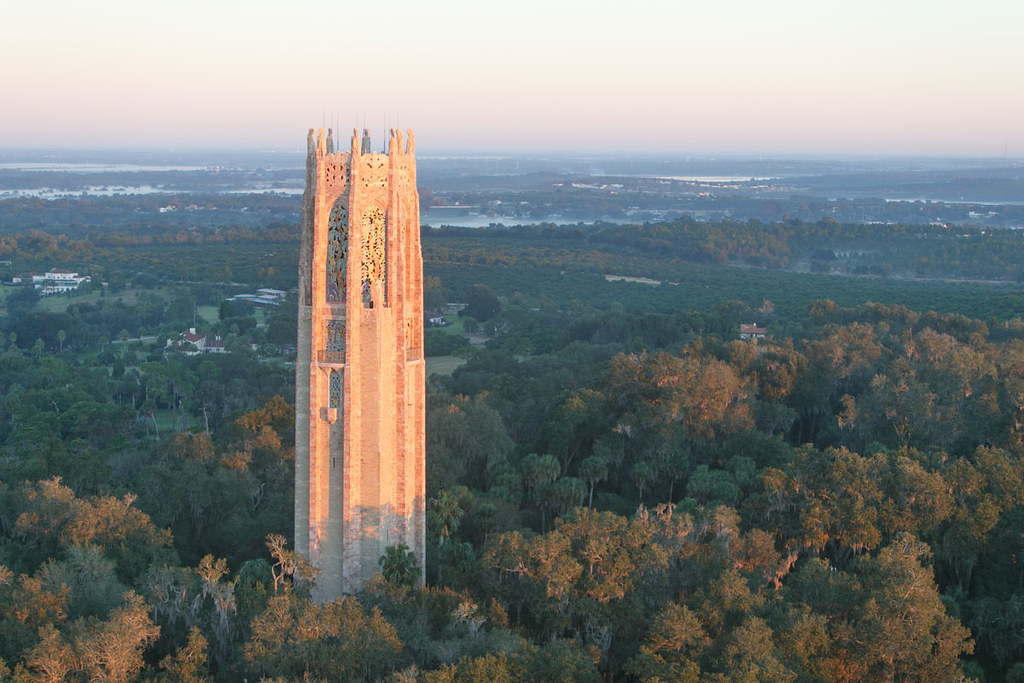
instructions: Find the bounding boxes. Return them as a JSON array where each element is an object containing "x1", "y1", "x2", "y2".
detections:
[{"x1": 361, "y1": 206, "x2": 387, "y2": 307}]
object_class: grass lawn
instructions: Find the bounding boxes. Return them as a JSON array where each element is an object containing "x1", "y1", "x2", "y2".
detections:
[
  {"x1": 151, "y1": 407, "x2": 198, "y2": 435},
  {"x1": 37, "y1": 286, "x2": 182, "y2": 313},
  {"x1": 197, "y1": 304, "x2": 219, "y2": 324},
  {"x1": 436, "y1": 316, "x2": 469, "y2": 335},
  {"x1": 426, "y1": 355, "x2": 466, "y2": 377},
  {"x1": 37, "y1": 290, "x2": 102, "y2": 312}
]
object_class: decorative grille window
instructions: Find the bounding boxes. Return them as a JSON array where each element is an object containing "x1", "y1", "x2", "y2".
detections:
[
  {"x1": 361, "y1": 207, "x2": 386, "y2": 307},
  {"x1": 326, "y1": 202, "x2": 348, "y2": 302},
  {"x1": 329, "y1": 369, "x2": 342, "y2": 408}
]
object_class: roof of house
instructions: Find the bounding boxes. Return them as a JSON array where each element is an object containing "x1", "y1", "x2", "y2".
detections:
[{"x1": 740, "y1": 324, "x2": 768, "y2": 335}]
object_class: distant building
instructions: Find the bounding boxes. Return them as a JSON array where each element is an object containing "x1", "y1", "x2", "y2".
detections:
[
  {"x1": 204, "y1": 336, "x2": 227, "y2": 353},
  {"x1": 740, "y1": 323, "x2": 767, "y2": 340},
  {"x1": 225, "y1": 289, "x2": 283, "y2": 307},
  {"x1": 31, "y1": 268, "x2": 91, "y2": 295},
  {"x1": 442, "y1": 303, "x2": 467, "y2": 316},
  {"x1": 425, "y1": 310, "x2": 446, "y2": 326},
  {"x1": 166, "y1": 328, "x2": 227, "y2": 355}
]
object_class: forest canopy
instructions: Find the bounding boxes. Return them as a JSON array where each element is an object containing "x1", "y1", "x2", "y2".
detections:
[{"x1": 1, "y1": 215, "x2": 1024, "y2": 680}]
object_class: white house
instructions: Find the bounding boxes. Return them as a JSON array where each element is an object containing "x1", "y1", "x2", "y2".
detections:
[{"x1": 32, "y1": 268, "x2": 91, "y2": 295}]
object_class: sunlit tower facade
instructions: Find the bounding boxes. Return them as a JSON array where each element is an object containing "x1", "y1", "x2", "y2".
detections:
[{"x1": 295, "y1": 127, "x2": 426, "y2": 600}]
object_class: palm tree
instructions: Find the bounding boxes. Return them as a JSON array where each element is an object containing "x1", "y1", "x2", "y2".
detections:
[
  {"x1": 428, "y1": 490, "x2": 463, "y2": 547},
  {"x1": 579, "y1": 456, "x2": 609, "y2": 508},
  {"x1": 379, "y1": 543, "x2": 420, "y2": 587},
  {"x1": 428, "y1": 491, "x2": 464, "y2": 586}
]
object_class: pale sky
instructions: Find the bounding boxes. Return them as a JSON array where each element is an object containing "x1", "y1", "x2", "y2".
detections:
[{"x1": 1, "y1": 0, "x2": 1021, "y2": 156}]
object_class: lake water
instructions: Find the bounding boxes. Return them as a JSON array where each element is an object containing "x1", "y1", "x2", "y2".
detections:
[
  {"x1": 0, "y1": 162, "x2": 211, "y2": 173},
  {"x1": 0, "y1": 185, "x2": 169, "y2": 199}
]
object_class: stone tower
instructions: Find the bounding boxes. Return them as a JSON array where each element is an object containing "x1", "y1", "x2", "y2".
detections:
[{"x1": 295, "y1": 127, "x2": 425, "y2": 600}]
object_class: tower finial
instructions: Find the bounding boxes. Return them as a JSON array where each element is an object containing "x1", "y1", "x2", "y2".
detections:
[{"x1": 361, "y1": 128, "x2": 372, "y2": 155}]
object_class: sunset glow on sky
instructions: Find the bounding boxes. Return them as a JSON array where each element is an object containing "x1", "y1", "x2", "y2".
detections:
[{"x1": 2, "y1": 0, "x2": 1021, "y2": 156}]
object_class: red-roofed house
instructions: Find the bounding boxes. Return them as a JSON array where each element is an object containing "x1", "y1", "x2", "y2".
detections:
[
  {"x1": 205, "y1": 336, "x2": 226, "y2": 353},
  {"x1": 740, "y1": 323, "x2": 767, "y2": 340},
  {"x1": 166, "y1": 328, "x2": 227, "y2": 355}
]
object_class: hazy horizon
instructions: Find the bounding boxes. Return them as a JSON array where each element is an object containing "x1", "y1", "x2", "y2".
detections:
[
  {"x1": 3, "y1": 0, "x2": 1022, "y2": 157},
  {"x1": 0, "y1": 146, "x2": 1021, "y2": 165}
]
